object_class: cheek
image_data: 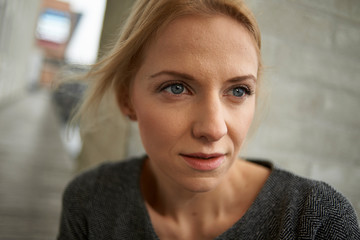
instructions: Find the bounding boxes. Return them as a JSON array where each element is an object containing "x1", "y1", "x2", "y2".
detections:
[
  {"x1": 244, "y1": 104, "x2": 256, "y2": 128},
  {"x1": 134, "y1": 102, "x2": 184, "y2": 155},
  {"x1": 229, "y1": 102, "x2": 256, "y2": 143},
  {"x1": 242, "y1": 104, "x2": 256, "y2": 134}
]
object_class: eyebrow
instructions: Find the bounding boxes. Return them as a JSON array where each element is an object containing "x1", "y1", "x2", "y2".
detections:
[
  {"x1": 149, "y1": 70, "x2": 257, "y2": 83},
  {"x1": 228, "y1": 74, "x2": 257, "y2": 83},
  {"x1": 150, "y1": 71, "x2": 195, "y2": 81}
]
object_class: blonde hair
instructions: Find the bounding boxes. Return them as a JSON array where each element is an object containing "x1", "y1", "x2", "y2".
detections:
[{"x1": 76, "y1": 0, "x2": 262, "y2": 125}]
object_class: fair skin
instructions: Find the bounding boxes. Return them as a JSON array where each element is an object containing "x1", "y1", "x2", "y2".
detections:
[{"x1": 121, "y1": 15, "x2": 270, "y2": 240}]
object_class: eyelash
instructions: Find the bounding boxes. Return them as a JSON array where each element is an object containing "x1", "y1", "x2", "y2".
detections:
[
  {"x1": 158, "y1": 81, "x2": 192, "y2": 94},
  {"x1": 157, "y1": 81, "x2": 254, "y2": 98},
  {"x1": 226, "y1": 85, "x2": 254, "y2": 97}
]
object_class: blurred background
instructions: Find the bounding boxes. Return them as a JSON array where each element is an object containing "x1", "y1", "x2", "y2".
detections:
[{"x1": 0, "y1": 0, "x2": 359, "y2": 239}]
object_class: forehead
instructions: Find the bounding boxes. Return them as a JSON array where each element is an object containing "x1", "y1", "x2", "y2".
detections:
[
  {"x1": 160, "y1": 15, "x2": 250, "y2": 47},
  {"x1": 139, "y1": 14, "x2": 258, "y2": 78}
]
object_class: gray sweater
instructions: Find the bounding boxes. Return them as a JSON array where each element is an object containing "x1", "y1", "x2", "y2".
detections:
[{"x1": 58, "y1": 156, "x2": 360, "y2": 239}]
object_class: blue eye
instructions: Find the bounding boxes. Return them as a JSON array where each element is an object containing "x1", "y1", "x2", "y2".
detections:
[
  {"x1": 164, "y1": 83, "x2": 185, "y2": 94},
  {"x1": 232, "y1": 87, "x2": 246, "y2": 97}
]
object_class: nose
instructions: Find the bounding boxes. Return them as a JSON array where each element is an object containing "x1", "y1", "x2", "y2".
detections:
[{"x1": 192, "y1": 97, "x2": 228, "y2": 142}]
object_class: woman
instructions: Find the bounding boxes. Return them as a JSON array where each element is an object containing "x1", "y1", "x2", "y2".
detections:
[{"x1": 58, "y1": 0, "x2": 360, "y2": 239}]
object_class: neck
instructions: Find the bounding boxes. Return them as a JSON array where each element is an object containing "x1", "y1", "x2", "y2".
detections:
[{"x1": 140, "y1": 157, "x2": 248, "y2": 221}]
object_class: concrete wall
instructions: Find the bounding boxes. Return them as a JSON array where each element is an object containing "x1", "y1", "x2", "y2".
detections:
[
  {"x1": 91, "y1": 0, "x2": 360, "y2": 217},
  {"x1": 122, "y1": 0, "x2": 360, "y2": 216},
  {"x1": 76, "y1": 0, "x2": 135, "y2": 172},
  {"x1": 244, "y1": 0, "x2": 360, "y2": 216},
  {"x1": 97, "y1": 0, "x2": 134, "y2": 59},
  {"x1": 0, "y1": 0, "x2": 42, "y2": 105}
]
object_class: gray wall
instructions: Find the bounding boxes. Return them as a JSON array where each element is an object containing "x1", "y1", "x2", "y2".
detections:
[
  {"x1": 0, "y1": 0, "x2": 42, "y2": 105},
  {"x1": 76, "y1": 0, "x2": 135, "y2": 172},
  {"x1": 244, "y1": 0, "x2": 360, "y2": 216},
  {"x1": 89, "y1": 0, "x2": 360, "y2": 217},
  {"x1": 98, "y1": 0, "x2": 134, "y2": 59},
  {"x1": 124, "y1": 0, "x2": 360, "y2": 217}
]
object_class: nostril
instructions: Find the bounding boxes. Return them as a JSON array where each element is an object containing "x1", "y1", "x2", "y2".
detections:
[{"x1": 192, "y1": 115, "x2": 227, "y2": 142}]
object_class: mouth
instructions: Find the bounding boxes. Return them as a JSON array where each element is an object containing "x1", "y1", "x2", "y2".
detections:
[{"x1": 180, "y1": 153, "x2": 225, "y2": 171}]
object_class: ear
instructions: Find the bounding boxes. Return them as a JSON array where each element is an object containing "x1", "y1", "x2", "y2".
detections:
[{"x1": 116, "y1": 91, "x2": 137, "y2": 121}]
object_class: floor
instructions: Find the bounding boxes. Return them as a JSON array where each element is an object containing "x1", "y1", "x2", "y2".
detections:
[{"x1": 0, "y1": 89, "x2": 74, "y2": 240}]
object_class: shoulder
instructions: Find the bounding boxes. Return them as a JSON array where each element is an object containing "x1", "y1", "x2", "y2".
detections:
[
  {"x1": 58, "y1": 156, "x2": 146, "y2": 239},
  {"x1": 62, "y1": 156, "x2": 144, "y2": 208},
  {"x1": 269, "y1": 167, "x2": 360, "y2": 238},
  {"x1": 271, "y1": 167, "x2": 351, "y2": 209}
]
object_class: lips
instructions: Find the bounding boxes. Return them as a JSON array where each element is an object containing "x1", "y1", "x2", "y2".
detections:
[{"x1": 180, "y1": 153, "x2": 225, "y2": 171}]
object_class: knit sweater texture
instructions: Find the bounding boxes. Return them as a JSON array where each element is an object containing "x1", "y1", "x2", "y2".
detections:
[{"x1": 57, "y1": 156, "x2": 360, "y2": 239}]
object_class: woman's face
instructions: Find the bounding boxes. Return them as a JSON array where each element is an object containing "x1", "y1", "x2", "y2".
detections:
[{"x1": 129, "y1": 15, "x2": 258, "y2": 192}]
